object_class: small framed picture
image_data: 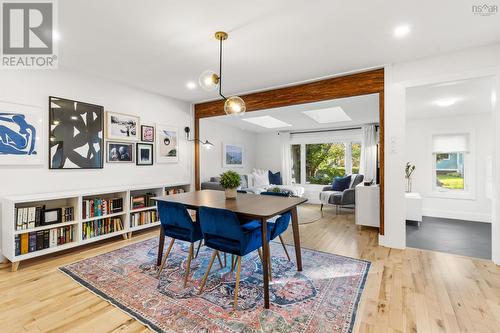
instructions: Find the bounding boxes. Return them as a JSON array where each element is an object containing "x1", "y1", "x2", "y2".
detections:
[
  {"x1": 106, "y1": 141, "x2": 134, "y2": 163},
  {"x1": 223, "y1": 143, "x2": 244, "y2": 168},
  {"x1": 106, "y1": 111, "x2": 140, "y2": 141},
  {"x1": 156, "y1": 124, "x2": 178, "y2": 163},
  {"x1": 136, "y1": 143, "x2": 153, "y2": 166},
  {"x1": 141, "y1": 125, "x2": 154, "y2": 142},
  {"x1": 42, "y1": 208, "x2": 62, "y2": 226}
]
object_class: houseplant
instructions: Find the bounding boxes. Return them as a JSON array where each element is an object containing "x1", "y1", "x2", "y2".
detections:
[
  {"x1": 405, "y1": 162, "x2": 416, "y2": 193},
  {"x1": 220, "y1": 170, "x2": 241, "y2": 199}
]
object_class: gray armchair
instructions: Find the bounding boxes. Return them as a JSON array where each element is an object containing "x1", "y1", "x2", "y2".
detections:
[{"x1": 319, "y1": 174, "x2": 364, "y2": 213}]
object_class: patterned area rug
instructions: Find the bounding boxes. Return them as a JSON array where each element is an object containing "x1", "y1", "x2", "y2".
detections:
[{"x1": 60, "y1": 237, "x2": 370, "y2": 333}]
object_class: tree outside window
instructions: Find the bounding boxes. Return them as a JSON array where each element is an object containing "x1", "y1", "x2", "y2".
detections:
[{"x1": 306, "y1": 143, "x2": 346, "y2": 184}]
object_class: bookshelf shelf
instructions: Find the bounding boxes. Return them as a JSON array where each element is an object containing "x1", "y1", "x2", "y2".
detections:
[
  {"x1": 14, "y1": 221, "x2": 79, "y2": 235},
  {"x1": 1, "y1": 182, "x2": 191, "y2": 271},
  {"x1": 130, "y1": 206, "x2": 157, "y2": 213},
  {"x1": 81, "y1": 211, "x2": 126, "y2": 223}
]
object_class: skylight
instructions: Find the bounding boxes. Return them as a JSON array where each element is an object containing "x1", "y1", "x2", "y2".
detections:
[
  {"x1": 241, "y1": 116, "x2": 292, "y2": 129},
  {"x1": 302, "y1": 107, "x2": 352, "y2": 123}
]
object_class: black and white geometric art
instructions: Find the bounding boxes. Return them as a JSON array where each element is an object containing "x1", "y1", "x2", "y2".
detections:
[{"x1": 49, "y1": 97, "x2": 104, "y2": 169}]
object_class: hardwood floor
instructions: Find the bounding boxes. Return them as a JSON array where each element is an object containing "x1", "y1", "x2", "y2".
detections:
[{"x1": 1, "y1": 204, "x2": 499, "y2": 332}]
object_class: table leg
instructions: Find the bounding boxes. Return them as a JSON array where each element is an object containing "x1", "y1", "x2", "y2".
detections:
[
  {"x1": 290, "y1": 206, "x2": 302, "y2": 271},
  {"x1": 157, "y1": 226, "x2": 165, "y2": 266},
  {"x1": 261, "y1": 217, "x2": 270, "y2": 309}
]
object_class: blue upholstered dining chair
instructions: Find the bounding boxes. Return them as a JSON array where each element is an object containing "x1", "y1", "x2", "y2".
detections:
[
  {"x1": 197, "y1": 206, "x2": 273, "y2": 310},
  {"x1": 260, "y1": 192, "x2": 292, "y2": 262},
  {"x1": 157, "y1": 201, "x2": 203, "y2": 287}
]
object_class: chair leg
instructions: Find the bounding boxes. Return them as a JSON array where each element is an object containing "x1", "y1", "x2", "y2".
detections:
[
  {"x1": 257, "y1": 248, "x2": 263, "y2": 264},
  {"x1": 278, "y1": 235, "x2": 291, "y2": 261},
  {"x1": 320, "y1": 203, "x2": 323, "y2": 211},
  {"x1": 224, "y1": 252, "x2": 227, "y2": 267},
  {"x1": 183, "y1": 243, "x2": 194, "y2": 288},
  {"x1": 198, "y1": 250, "x2": 218, "y2": 294},
  {"x1": 216, "y1": 251, "x2": 223, "y2": 269},
  {"x1": 194, "y1": 240, "x2": 202, "y2": 258},
  {"x1": 157, "y1": 238, "x2": 175, "y2": 277},
  {"x1": 233, "y1": 256, "x2": 242, "y2": 310},
  {"x1": 267, "y1": 242, "x2": 272, "y2": 281},
  {"x1": 231, "y1": 254, "x2": 236, "y2": 272}
]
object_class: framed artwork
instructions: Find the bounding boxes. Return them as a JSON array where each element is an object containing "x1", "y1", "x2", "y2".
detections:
[
  {"x1": 156, "y1": 124, "x2": 178, "y2": 163},
  {"x1": 223, "y1": 143, "x2": 244, "y2": 168},
  {"x1": 136, "y1": 143, "x2": 153, "y2": 166},
  {"x1": 106, "y1": 141, "x2": 134, "y2": 163},
  {"x1": 0, "y1": 101, "x2": 44, "y2": 165},
  {"x1": 106, "y1": 112, "x2": 140, "y2": 141},
  {"x1": 141, "y1": 125, "x2": 154, "y2": 142},
  {"x1": 49, "y1": 97, "x2": 104, "y2": 169}
]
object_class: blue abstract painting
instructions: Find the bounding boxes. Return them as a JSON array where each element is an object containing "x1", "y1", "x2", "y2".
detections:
[{"x1": 0, "y1": 113, "x2": 37, "y2": 155}]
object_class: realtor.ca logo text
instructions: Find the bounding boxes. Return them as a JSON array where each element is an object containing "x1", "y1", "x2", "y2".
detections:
[
  {"x1": 472, "y1": 3, "x2": 498, "y2": 16},
  {"x1": 1, "y1": 0, "x2": 58, "y2": 69}
]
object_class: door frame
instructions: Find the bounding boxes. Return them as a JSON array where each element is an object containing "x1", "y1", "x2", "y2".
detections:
[{"x1": 194, "y1": 68, "x2": 386, "y2": 234}]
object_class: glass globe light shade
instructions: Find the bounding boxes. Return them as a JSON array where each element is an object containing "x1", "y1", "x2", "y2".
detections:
[
  {"x1": 198, "y1": 70, "x2": 219, "y2": 91},
  {"x1": 224, "y1": 96, "x2": 246, "y2": 116}
]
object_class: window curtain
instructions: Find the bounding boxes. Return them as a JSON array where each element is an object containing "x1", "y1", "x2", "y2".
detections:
[
  {"x1": 432, "y1": 133, "x2": 469, "y2": 153},
  {"x1": 360, "y1": 125, "x2": 377, "y2": 182},
  {"x1": 279, "y1": 132, "x2": 292, "y2": 185}
]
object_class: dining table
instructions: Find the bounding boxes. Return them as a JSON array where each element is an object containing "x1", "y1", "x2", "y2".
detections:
[{"x1": 153, "y1": 189, "x2": 308, "y2": 309}]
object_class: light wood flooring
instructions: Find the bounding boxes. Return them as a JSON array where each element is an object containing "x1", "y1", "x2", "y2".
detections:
[{"x1": 1, "y1": 204, "x2": 499, "y2": 332}]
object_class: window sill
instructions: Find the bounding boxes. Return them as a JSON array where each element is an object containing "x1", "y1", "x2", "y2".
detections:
[{"x1": 427, "y1": 191, "x2": 475, "y2": 200}]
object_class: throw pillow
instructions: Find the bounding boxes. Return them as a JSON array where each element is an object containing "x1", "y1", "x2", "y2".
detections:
[
  {"x1": 253, "y1": 170, "x2": 270, "y2": 187},
  {"x1": 332, "y1": 175, "x2": 351, "y2": 191},
  {"x1": 268, "y1": 170, "x2": 283, "y2": 185}
]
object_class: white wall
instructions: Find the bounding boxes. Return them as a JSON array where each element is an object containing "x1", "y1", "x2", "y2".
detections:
[
  {"x1": 406, "y1": 113, "x2": 493, "y2": 222},
  {"x1": 0, "y1": 69, "x2": 192, "y2": 258},
  {"x1": 255, "y1": 132, "x2": 282, "y2": 172},
  {"x1": 384, "y1": 43, "x2": 500, "y2": 264},
  {"x1": 199, "y1": 118, "x2": 257, "y2": 182}
]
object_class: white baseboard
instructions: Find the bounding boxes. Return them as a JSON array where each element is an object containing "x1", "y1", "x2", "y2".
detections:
[{"x1": 422, "y1": 209, "x2": 491, "y2": 223}]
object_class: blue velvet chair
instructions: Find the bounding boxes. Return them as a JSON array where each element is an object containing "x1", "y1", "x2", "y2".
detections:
[
  {"x1": 260, "y1": 192, "x2": 292, "y2": 261},
  {"x1": 157, "y1": 201, "x2": 203, "y2": 287},
  {"x1": 198, "y1": 206, "x2": 273, "y2": 310}
]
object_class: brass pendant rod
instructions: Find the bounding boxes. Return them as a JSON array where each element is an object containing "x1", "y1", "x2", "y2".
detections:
[{"x1": 218, "y1": 37, "x2": 227, "y2": 100}]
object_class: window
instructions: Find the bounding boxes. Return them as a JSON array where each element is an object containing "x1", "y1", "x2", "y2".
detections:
[
  {"x1": 305, "y1": 143, "x2": 346, "y2": 184},
  {"x1": 351, "y1": 143, "x2": 361, "y2": 174},
  {"x1": 435, "y1": 153, "x2": 464, "y2": 190},
  {"x1": 290, "y1": 144, "x2": 301, "y2": 184}
]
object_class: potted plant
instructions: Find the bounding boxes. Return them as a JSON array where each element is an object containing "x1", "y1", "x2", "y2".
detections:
[
  {"x1": 220, "y1": 170, "x2": 241, "y2": 199},
  {"x1": 405, "y1": 162, "x2": 416, "y2": 193}
]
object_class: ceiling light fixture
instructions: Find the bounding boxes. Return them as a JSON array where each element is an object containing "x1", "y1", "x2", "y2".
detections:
[
  {"x1": 394, "y1": 24, "x2": 410, "y2": 38},
  {"x1": 199, "y1": 31, "x2": 246, "y2": 116},
  {"x1": 434, "y1": 98, "x2": 459, "y2": 107}
]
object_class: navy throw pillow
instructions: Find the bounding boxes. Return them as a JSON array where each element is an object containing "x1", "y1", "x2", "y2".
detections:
[
  {"x1": 268, "y1": 170, "x2": 283, "y2": 185},
  {"x1": 332, "y1": 175, "x2": 351, "y2": 191}
]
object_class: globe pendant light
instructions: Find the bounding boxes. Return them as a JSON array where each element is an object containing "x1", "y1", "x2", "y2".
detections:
[{"x1": 198, "y1": 31, "x2": 246, "y2": 116}]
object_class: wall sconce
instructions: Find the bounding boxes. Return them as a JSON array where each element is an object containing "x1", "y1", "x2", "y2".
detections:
[{"x1": 184, "y1": 127, "x2": 214, "y2": 149}]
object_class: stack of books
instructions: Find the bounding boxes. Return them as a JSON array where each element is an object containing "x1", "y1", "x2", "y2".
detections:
[
  {"x1": 82, "y1": 197, "x2": 123, "y2": 219},
  {"x1": 15, "y1": 225, "x2": 75, "y2": 256},
  {"x1": 130, "y1": 193, "x2": 156, "y2": 210},
  {"x1": 164, "y1": 188, "x2": 185, "y2": 196},
  {"x1": 82, "y1": 217, "x2": 124, "y2": 240},
  {"x1": 130, "y1": 210, "x2": 158, "y2": 227}
]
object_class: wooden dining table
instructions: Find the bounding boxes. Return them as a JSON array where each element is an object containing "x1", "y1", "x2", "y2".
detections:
[{"x1": 153, "y1": 190, "x2": 307, "y2": 309}]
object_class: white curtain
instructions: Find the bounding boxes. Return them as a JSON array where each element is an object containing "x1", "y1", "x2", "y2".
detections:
[
  {"x1": 279, "y1": 132, "x2": 292, "y2": 185},
  {"x1": 360, "y1": 125, "x2": 377, "y2": 183},
  {"x1": 432, "y1": 133, "x2": 469, "y2": 153}
]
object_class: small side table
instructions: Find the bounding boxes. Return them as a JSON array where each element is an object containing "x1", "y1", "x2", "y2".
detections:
[{"x1": 405, "y1": 192, "x2": 422, "y2": 226}]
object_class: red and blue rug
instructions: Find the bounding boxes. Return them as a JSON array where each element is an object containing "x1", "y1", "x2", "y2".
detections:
[{"x1": 60, "y1": 237, "x2": 370, "y2": 333}]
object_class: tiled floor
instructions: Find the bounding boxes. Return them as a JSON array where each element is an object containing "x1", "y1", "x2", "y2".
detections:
[{"x1": 406, "y1": 216, "x2": 491, "y2": 259}]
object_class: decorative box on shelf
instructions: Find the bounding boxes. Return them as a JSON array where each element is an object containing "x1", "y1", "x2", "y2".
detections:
[{"x1": 1, "y1": 182, "x2": 190, "y2": 272}]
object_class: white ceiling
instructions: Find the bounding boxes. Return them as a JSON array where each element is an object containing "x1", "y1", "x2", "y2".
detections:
[
  {"x1": 57, "y1": 1, "x2": 500, "y2": 102},
  {"x1": 203, "y1": 93, "x2": 379, "y2": 133},
  {"x1": 406, "y1": 76, "x2": 495, "y2": 119}
]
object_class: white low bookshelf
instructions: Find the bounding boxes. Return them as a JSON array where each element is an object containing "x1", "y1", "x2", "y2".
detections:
[{"x1": 1, "y1": 182, "x2": 190, "y2": 271}]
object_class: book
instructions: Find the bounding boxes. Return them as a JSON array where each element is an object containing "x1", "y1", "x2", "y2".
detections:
[
  {"x1": 43, "y1": 230, "x2": 50, "y2": 249},
  {"x1": 20, "y1": 233, "x2": 29, "y2": 254},
  {"x1": 16, "y1": 208, "x2": 23, "y2": 230},
  {"x1": 35, "y1": 206, "x2": 42, "y2": 227},
  {"x1": 15, "y1": 235, "x2": 21, "y2": 256},
  {"x1": 28, "y1": 207, "x2": 36, "y2": 229},
  {"x1": 49, "y1": 229, "x2": 57, "y2": 247},
  {"x1": 22, "y1": 208, "x2": 28, "y2": 230},
  {"x1": 36, "y1": 230, "x2": 44, "y2": 251},
  {"x1": 28, "y1": 232, "x2": 37, "y2": 252}
]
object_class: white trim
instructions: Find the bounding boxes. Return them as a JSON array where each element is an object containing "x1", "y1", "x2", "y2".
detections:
[{"x1": 422, "y1": 209, "x2": 491, "y2": 223}]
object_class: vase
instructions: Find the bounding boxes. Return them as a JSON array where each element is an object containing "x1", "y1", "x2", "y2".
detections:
[
  {"x1": 225, "y1": 188, "x2": 237, "y2": 199},
  {"x1": 405, "y1": 177, "x2": 412, "y2": 193}
]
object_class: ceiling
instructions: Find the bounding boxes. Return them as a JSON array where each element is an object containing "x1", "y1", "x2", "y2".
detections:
[
  {"x1": 57, "y1": 1, "x2": 500, "y2": 102},
  {"x1": 406, "y1": 76, "x2": 495, "y2": 119},
  {"x1": 202, "y1": 93, "x2": 379, "y2": 133}
]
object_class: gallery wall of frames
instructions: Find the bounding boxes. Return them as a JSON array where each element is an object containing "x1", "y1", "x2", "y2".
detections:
[{"x1": 0, "y1": 96, "x2": 180, "y2": 169}]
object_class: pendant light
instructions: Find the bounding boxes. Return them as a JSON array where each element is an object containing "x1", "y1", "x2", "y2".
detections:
[{"x1": 198, "y1": 31, "x2": 246, "y2": 116}]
